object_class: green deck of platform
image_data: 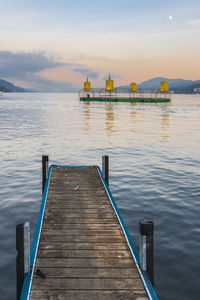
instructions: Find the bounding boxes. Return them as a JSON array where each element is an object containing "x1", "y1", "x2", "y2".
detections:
[{"x1": 80, "y1": 97, "x2": 171, "y2": 103}]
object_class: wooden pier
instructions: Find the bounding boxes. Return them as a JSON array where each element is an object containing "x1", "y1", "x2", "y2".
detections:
[{"x1": 19, "y1": 162, "x2": 157, "y2": 300}]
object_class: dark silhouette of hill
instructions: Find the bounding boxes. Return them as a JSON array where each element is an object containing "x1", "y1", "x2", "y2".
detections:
[
  {"x1": 0, "y1": 78, "x2": 26, "y2": 92},
  {"x1": 120, "y1": 77, "x2": 200, "y2": 93}
]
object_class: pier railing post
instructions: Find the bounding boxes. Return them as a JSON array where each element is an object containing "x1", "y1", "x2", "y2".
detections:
[
  {"x1": 42, "y1": 155, "x2": 49, "y2": 194},
  {"x1": 139, "y1": 219, "x2": 154, "y2": 286},
  {"x1": 102, "y1": 155, "x2": 109, "y2": 186},
  {"x1": 16, "y1": 222, "x2": 30, "y2": 300}
]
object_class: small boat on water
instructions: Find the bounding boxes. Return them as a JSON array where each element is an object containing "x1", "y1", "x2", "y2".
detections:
[{"x1": 79, "y1": 75, "x2": 171, "y2": 103}]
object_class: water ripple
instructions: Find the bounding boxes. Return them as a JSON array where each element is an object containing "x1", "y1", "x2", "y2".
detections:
[{"x1": 0, "y1": 93, "x2": 200, "y2": 299}]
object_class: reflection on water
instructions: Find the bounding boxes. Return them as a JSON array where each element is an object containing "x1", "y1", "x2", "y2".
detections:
[
  {"x1": 160, "y1": 113, "x2": 170, "y2": 142},
  {"x1": 0, "y1": 94, "x2": 200, "y2": 300},
  {"x1": 105, "y1": 103, "x2": 115, "y2": 135},
  {"x1": 83, "y1": 101, "x2": 91, "y2": 132},
  {"x1": 130, "y1": 104, "x2": 138, "y2": 134},
  {"x1": 81, "y1": 101, "x2": 173, "y2": 142}
]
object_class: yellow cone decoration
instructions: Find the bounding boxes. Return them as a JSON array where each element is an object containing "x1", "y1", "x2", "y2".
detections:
[
  {"x1": 106, "y1": 74, "x2": 114, "y2": 91},
  {"x1": 160, "y1": 81, "x2": 169, "y2": 92},
  {"x1": 84, "y1": 78, "x2": 91, "y2": 91},
  {"x1": 130, "y1": 82, "x2": 137, "y2": 92}
]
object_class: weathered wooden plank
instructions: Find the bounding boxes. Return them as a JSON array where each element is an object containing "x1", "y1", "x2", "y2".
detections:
[
  {"x1": 47, "y1": 192, "x2": 107, "y2": 197},
  {"x1": 37, "y1": 249, "x2": 131, "y2": 259},
  {"x1": 49, "y1": 184, "x2": 105, "y2": 188},
  {"x1": 40, "y1": 235, "x2": 126, "y2": 243},
  {"x1": 46, "y1": 204, "x2": 111, "y2": 209},
  {"x1": 30, "y1": 290, "x2": 148, "y2": 300},
  {"x1": 47, "y1": 193, "x2": 109, "y2": 198},
  {"x1": 39, "y1": 241, "x2": 128, "y2": 250},
  {"x1": 45, "y1": 208, "x2": 114, "y2": 214},
  {"x1": 43, "y1": 218, "x2": 116, "y2": 224},
  {"x1": 33, "y1": 267, "x2": 139, "y2": 278},
  {"x1": 42, "y1": 223, "x2": 120, "y2": 230},
  {"x1": 44, "y1": 213, "x2": 116, "y2": 219},
  {"x1": 49, "y1": 186, "x2": 106, "y2": 190},
  {"x1": 48, "y1": 187, "x2": 106, "y2": 191},
  {"x1": 48, "y1": 192, "x2": 108, "y2": 197},
  {"x1": 46, "y1": 200, "x2": 110, "y2": 205},
  {"x1": 35, "y1": 258, "x2": 135, "y2": 268},
  {"x1": 31, "y1": 278, "x2": 144, "y2": 290},
  {"x1": 48, "y1": 182, "x2": 104, "y2": 186},
  {"x1": 41, "y1": 229, "x2": 123, "y2": 236}
]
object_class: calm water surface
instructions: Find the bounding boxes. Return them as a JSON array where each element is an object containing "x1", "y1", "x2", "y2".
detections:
[{"x1": 0, "y1": 93, "x2": 200, "y2": 299}]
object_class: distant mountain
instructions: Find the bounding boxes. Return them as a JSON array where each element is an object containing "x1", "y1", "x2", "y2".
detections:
[
  {"x1": 120, "y1": 77, "x2": 200, "y2": 94},
  {"x1": 0, "y1": 78, "x2": 26, "y2": 92},
  {"x1": 138, "y1": 77, "x2": 200, "y2": 89}
]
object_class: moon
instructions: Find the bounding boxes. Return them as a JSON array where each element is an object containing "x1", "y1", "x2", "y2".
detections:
[{"x1": 168, "y1": 16, "x2": 173, "y2": 20}]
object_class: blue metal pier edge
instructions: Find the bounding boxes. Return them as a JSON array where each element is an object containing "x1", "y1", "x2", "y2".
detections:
[{"x1": 20, "y1": 164, "x2": 158, "y2": 300}]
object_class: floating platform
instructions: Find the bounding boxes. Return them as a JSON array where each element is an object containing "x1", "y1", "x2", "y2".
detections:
[
  {"x1": 20, "y1": 163, "x2": 158, "y2": 300},
  {"x1": 80, "y1": 97, "x2": 171, "y2": 103},
  {"x1": 79, "y1": 86, "x2": 171, "y2": 103}
]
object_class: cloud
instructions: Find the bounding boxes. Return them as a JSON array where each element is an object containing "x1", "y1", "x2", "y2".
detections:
[
  {"x1": 0, "y1": 51, "x2": 67, "y2": 79},
  {"x1": 102, "y1": 74, "x2": 122, "y2": 80},
  {"x1": 73, "y1": 67, "x2": 101, "y2": 79},
  {"x1": 0, "y1": 50, "x2": 104, "y2": 91},
  {"x1": 0, "y1": 50, "x2": 82, "y2": 91}
]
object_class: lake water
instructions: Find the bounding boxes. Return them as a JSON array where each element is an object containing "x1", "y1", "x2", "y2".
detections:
[{"x1": 0, "y1": 93, "x2": 200, "y2": 300}]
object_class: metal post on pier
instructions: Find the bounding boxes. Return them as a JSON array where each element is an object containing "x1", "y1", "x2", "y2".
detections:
[
  {"x1": 139, "y1": 219, "x2": 154, "y2": 286},
  {"x1": 42, "y1": 155, "x2": 49, "y2": 194},
  {"x1": 16, "y1": 222, "x2": 30, "y2": 300},
  {"x1": 102, "y1": 155, "x2": 109, "y2": 186}
]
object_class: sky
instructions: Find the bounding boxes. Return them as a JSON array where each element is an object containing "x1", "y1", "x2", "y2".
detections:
[{"x1": 0, "y1": 0, "x2": 200, "y2": 91}]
